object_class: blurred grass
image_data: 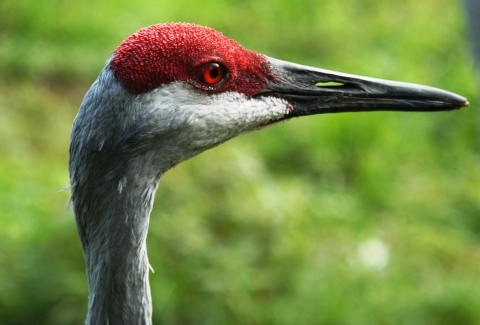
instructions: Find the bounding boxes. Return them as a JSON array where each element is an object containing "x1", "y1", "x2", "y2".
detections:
[{"x1": 1, "y1": 0, "x2": 479, "y2": 324}]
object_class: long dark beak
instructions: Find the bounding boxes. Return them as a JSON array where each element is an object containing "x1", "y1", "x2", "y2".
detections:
[{"x1": 260, "y1": 57, "x2": 468, "y2": 118}]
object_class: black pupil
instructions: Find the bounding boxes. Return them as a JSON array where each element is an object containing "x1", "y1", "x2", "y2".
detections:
[{"x1": 209, "y1": 68, "x2": 219, "y2": 79}]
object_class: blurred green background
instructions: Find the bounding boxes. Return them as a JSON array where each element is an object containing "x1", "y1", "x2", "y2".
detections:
[{"x1": 1, "y1": 0, "x2": 479, "y2": 324}]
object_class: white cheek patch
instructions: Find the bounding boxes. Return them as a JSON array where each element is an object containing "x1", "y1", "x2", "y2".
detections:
[
  {"x1": 146, "y1": 82, "x2": 290, "y2": 148},
  {"x1": 191, "y1": 91, "x2": 288, "y2": 130}
]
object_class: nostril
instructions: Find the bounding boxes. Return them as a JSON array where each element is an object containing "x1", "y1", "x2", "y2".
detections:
[{"x1": 316, "y1": 81, "x2": 345, "y2": 87}]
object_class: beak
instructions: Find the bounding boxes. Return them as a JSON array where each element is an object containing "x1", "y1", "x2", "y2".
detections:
[{"x1": 259, "y1": 57, "x2": 469, "y2": 118}]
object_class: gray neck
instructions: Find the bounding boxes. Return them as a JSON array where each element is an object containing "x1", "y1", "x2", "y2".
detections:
[
  {"x1": 76, "y1": 171, "x2": 159, "y2": 325},
  {"x1": 69, "y1": 63, "x2": 167, "y2": 325}
]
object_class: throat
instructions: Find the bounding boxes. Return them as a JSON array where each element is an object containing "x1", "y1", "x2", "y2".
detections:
[{"x1": 73, "y1": 172, "x2": 160, "y2": 325}]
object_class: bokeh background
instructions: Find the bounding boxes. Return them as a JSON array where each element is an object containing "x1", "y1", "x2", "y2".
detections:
[{"x1": 1, "y1": 0, "x2": 479, "y2": 324}]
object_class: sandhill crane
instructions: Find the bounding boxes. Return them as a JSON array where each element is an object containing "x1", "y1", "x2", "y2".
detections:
[{"x1": 68, "y1": 23, "x2": 468, "y2": 325}]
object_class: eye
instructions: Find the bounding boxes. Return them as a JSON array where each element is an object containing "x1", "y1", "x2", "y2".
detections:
[{"x1": 196, "y1": 62, "x2": 226, "y2": 86}]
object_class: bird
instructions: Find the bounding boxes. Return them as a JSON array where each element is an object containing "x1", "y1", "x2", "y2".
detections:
[{"x1": 68, "y1": 23, "x2": 468, "y2": 325}]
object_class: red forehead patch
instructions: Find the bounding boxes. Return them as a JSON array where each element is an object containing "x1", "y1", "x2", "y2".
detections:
[{"x1": 111, "y1": 23, "x2": 273, "y2": 96}]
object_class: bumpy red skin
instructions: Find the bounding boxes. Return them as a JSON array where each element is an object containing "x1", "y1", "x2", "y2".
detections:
[{"x1": 111, "y1": 23, "x2": 274, "y2": 97}]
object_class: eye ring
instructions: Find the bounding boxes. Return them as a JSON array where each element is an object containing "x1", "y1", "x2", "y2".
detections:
[{"x1": 195, "y1": 62, "x2": 226, "y2": 86}]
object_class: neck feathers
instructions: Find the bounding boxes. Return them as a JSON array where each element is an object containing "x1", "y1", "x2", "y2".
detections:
[
  {"x1": 71, "y1": 159, "x2": 158, "y2": 325},
  {"x1": 69, "y1": 63, "x2": 159, "y2": 325}
]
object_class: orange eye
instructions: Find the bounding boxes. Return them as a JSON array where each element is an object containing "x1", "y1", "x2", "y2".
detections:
[{"x1": 196, "y1": 62, "x2": 225, "y2": 86}]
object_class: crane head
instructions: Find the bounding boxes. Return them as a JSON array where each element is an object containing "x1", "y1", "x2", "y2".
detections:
[
  {"x1": 72, "y1": 23, "x2": 468, "y2": 177},
  {"x1": 68, "y1": 23, "x2": 469, "y2": 324}
]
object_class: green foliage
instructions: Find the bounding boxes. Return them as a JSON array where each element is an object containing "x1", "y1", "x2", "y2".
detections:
[{"x1": 1, "y1": 0, "x2": 479, "y2": 324}]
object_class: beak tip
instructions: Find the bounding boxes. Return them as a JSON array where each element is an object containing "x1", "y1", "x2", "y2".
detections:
[{"x1": 455, "y1": 99, "x2": 469, "y2": 110}]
